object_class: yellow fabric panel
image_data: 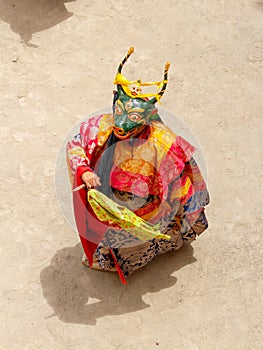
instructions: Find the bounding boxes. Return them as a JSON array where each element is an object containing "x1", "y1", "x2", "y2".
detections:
[
  {"x1": 140, "y1": 200, "x2": 172, "y2": 221},
  {"x1": 68, "y1": 146, "x2": 89, "y2": 160},
  {"x1": 148, "y1": 121, "x2": 177, "y2": 169},
  {"x1": 140, "y1": 206, "x2": 159, "y2": 221},
  {"x1": 149, "y1": 122, "x2": 176, "y2": 153},
  {"x1": 172, "y1": 177, "x2": 192, "y2": 200},
  {"x1": 114, "y1": 140, "x2": 157, "y2": 176},
  {"x1": 97, "y1": 114, "x2": 113, "y2": 146},
  {"x1": 184, "y1": 171, "x2": 204, "y2": 183},
  {"x1": 116, "y1": 158, "x2": 156, "y2": 177},
  {"x1": 112, "y1": 121, "x2": 178, "y2": 176}
]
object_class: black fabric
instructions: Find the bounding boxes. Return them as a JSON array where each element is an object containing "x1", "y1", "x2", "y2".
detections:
[{"x1": 96, "y1": 131, "x2": 119, "y2": 197}]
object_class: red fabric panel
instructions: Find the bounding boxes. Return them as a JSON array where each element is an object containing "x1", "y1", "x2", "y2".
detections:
[
  {"x1": 73, "y1": 166, "x2": 107, "y2": 267},
  {"x1": 109, "y1": 249, "x2": 128, "y2": 285}
]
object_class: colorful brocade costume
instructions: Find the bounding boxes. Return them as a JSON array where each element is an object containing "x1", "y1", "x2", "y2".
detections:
[{"x1": 66, "y1": 48, "x2": 210, "y2": 284}]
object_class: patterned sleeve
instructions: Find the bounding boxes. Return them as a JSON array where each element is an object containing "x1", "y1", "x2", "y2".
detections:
[{"x1": 66, "y1": 116, "x2": 102, "y2": 185}]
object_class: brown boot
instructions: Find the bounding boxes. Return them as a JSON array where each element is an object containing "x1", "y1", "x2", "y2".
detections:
[{"x1": 82, "y1": 254, "x2": 117, "y2": 272}]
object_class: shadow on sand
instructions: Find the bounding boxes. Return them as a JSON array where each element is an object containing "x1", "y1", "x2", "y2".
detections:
[
  {"x1": 0, "y1": 0, "x2": 75, "y2": 46},
  {"x1": 40, "y1": 242, "x2": 196, "y2": 325}
]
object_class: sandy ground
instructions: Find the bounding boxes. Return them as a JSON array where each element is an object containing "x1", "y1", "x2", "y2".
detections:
[{"x1": 0, "y1": 1, "x2": 262, "y2": 349}]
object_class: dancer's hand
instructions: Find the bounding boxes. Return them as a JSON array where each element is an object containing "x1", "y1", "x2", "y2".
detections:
[{"x1": 81, "y1": 171, "x2": 101, "y2": 188}]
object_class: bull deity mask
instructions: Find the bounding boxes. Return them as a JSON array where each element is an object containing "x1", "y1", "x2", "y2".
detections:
[{"x1": 112, "y1": 47, "x2": 170, "y2": 139}]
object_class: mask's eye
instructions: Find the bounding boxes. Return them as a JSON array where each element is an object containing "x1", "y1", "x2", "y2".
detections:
[
  {"x1": 128, "y1": 113, "x2": 143, "y2": 122},
  {"x1": 115, "y1": 105, "x2": 123, "y2": 115},
  {"x1": 125, "y1": 100, "x2": 133, "y2": 110}
]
